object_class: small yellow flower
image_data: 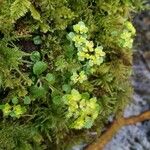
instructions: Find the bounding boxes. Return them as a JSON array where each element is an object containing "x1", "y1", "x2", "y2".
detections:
[
  {"x1": 3, "y1": 103, "x2": 11, "y2": 116},
  {"x1": 89, "y1": 59, "x2": 94, "y2": 66},
  {"x1": 72, "y1": 117, "x2": 85, "y2": 129},
  {"x1": 73, "y1": 35, "x2": 86, "y2": 46},
  {"x1": 95, "y1": 46, "x2": 105, "y2": 57},
  {"x1": 86, "y1": 41, "x2": 94, "y2": 52},
  {"x1": 71, "y1": 89, "x2": 82, "y2": 101},
  {"x1": 79, "y1": 99, "x2": 86, "y2": 109},
  {"x1": 82, "y1": 47, "x2": 88, "y2": 52},
  {"x1": 77, "y1": 51, "x2": 86, "y2": 61},
  {"x1": 85, "y1": 53, "x2": 90, "y2": 59},
  {"x1": 125, "y1": 21, "x2": 136, "y2": 35},
  {"x1": 71, "y1": 72, "x2": 78, "y2": 83},
  {"x1": 78, "y1": 71, "x2": 87, "y2": 83},
  {"x1": 120, "y1": 30, "x2": 131, "y2": 39},
  {"x1": 73, "y1": 21, "x2": 88, "y2": 34},
  {"x1": 13, "y1": 105, "x2": 23, "y2": 118}
]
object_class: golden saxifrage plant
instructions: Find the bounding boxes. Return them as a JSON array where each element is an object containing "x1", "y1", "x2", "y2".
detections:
[{"x1": 0, "y1": 0, "x2": 145, "y2": 149}]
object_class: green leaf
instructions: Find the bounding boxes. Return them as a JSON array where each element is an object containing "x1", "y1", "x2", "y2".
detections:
[
  {"x1": 12, "y1": 97, "x2": 18, "y2": 104},
  {"x1": 33, "y1": 61, "x2": 47, "y2": 75},
  {"x1": 33, "y1": 36, "x2": 42, "y2": 45},
  {"x1": 23, "y1": 96, "x2": 31, "y2": 105},
  {"x1": 81, "y1": 92, "x2": 90, "y2": 100},
  {"x1": 30, "y1": 85, "x2": 47, "y2": 98},
  {"x1": 62, "y1": 84, "x2": 71, "y2": 93},
  {"x1": 29, "y1": 4, "x2": 41, "y2": 21},
  {"x1": 45, "y1": 73, "x2": 55, "y2": 84},
  {"x1": 52, "y1": 95, "x2": 62, "y2": 105},
  {"x1": 30, "y1": 51, "x2": 41, "y2": 62}
]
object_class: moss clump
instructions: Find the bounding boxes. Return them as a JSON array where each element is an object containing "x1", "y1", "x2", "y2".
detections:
[{"x1": 0, "y1": 0, "x2": 145, "y2": 149}]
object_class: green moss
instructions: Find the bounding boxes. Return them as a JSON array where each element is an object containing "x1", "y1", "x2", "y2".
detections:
[{"x1": 0, "y1": 0, "x2": 145, "y2": 149}]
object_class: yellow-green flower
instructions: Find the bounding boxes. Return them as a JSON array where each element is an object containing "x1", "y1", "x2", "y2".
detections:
[
  {"x1": 125, "y1": 21, "x2": 136, "y2": 35},
  {"x1": 77, "y1": 51, "x2": 86, "y2": 61},
  {"x1": 71, "y1": 89, "x2": 82, "y2": 101},
  {"x1": 119, "y1": 30, "x2": 133, "y2": 49},
  {"x1": 73, "y1": 21, "x2": 88, "y2": 34},
  {"x1": 71, "y1": 71, "x2": 87, "y2": 83},
  {"x1": 79, "y1": 99, "x2": 86, "y2": 109},
  {"x1": 89, "y1": 59, "x2": 94, "y2": 66},
  {"x1": 13, "y1": 105, "x2": 23, "y2": 118},
  {"x1": 3, "y1": 103, "x2": 11, "y2": 116},
  {"x1": 70, "y1": 72, "x2": 78, "y2": 83},
  {"x1": 86, "y1": 41, "x2": 94, "y2": 52},
  {"x1": 85, "y1": 53, "x2": 90, "y2": 59},
  {"x1": 71, "y1": 117, "x2": 85, "y2": 129},
  {"x1": 72, "y1": 35, "x2": 86, "y2": 47},
  {"x1": 81, "y1": 47, "x2": 88, "y2": 52},
  {"x1": 95, "y1": 46, "x2": 106, "y2": 57},
  {"x1": 64, "y1": 89, "x2": 100, "y2": 129},
  {"x1": 78, "y1": 71, "x2": 88, "y2": 83},
  {"x1": 120, "y1": 30, "x2": 132, "y2": 39}
]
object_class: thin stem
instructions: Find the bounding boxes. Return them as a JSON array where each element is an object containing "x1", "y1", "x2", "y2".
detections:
[
  {"x1": 20, "y1": 60, "x2": 33, "y2": 65},
  {"x1": 49, "y1": 84, "x2": 63, "y2": 95},
  {"x1": 15, "y1": 68, "x2": 28, "y2": 82}
]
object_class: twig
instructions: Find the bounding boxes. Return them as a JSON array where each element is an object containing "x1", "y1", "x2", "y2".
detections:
[{"x1": 86, "y1": 111, "x2": 150, "y2": 150}]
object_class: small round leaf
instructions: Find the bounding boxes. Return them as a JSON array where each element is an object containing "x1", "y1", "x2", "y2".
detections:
[
  {"x1": 45, "y1": 73, "x2": 55, "y2": 84},
  {"x1": 12, "y1": 97, "x2": 18, "y2": 104},
  {"x1": 23, "y1": 96, "x2": 31, "y2": 105},
  {"x1": 62, "y1": 84, "x2": 71, "y2": 93},
  {"x1": 33, "y1": 61, "x2": 48, "y2": 75},
  {"x1": 33, "y1": 36, "x2": 42, "y2": 45},
  {"x1": 30, "y1": 51, "x2": 41, "y2": 62}
]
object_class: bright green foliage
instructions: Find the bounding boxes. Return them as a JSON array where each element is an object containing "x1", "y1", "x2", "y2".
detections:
[
  {"x1": 0, "y1": 0, "x2": 145, "y2": 149},
  {"x1": 11, "y1": 0, "x2": 42, "y2": 23},
  {"x1": 10, "y1": 0, "x2": 31, "y2": 21},
  {"x1": 0, "y1": 103, "x2": 26, "y2": 118},
  {"x1": 113, "y1": 21, "x2": 136, "y2": 49},
  {"x1": 68, "y1": 22, "x2": 105, "y2": 67},
  {"x1": 71, "y1": 71, "x2": 87, "y2": 84},
  {"x1": 63, "y1": 89, "x2": 100, "y2": 129},
  {"x1": 29, "y1": 4, "x2": 41, "y2": 21}
]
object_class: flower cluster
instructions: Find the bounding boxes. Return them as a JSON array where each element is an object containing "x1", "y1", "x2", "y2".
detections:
[
  {"x1": 118, "y1": 21, "x2": 136, "y2": 49},
  {"x1": 125, "y1": 21, "x2": 136, "y2": 35},
  {"x1": 68, "y1": 21, "x2": 105, "y2": 67},
  {"x1": 70, "y1": 71, "x2": 87, "y2": 84},
  {"x1": 1, "y1": 103, "x2": 26, "y2": 118},
  {"x1": 63, "y1": 89, "x2": 100, "y2": 129}
]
